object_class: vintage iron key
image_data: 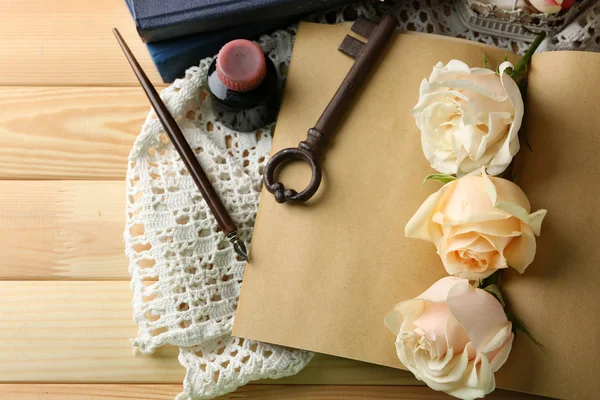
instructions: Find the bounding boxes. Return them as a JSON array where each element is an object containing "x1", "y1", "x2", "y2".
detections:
[{"x1": 263, "y1": 14, "x2": 399, "y2": 204}]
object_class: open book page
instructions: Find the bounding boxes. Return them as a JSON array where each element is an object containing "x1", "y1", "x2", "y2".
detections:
[
  {"x1": 234, "y1": 22, "x2": 518, "y2": 369},
  {"x1": 497, "y1": 51, "x2": 600, "y2": 399}
]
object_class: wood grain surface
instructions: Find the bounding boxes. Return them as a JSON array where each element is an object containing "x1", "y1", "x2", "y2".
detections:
[
  {"x1": 0, "y1": 281, "x2": 418, "y2": 385},
  {"x1": 0, "y1": 384, "x2": 546, "y2": 399},
  {"x1": 0, "y1": 181, "x2": 126, "y2": 279},
  {"x1": 0, "y1": 0, "x2": 550, "y2": 398},
  {"x1": 0, "y1": 0, "x2": 163, "y2": 86},
  {"x1": 0, "y1": 87, "x2": 146, "y2": 180},
  {"x1": 0, "y1": 281, "x2": 182, "y2": 383},
  {"x1": 0, "y1": 179, "x2": 548, "y2": 395}
]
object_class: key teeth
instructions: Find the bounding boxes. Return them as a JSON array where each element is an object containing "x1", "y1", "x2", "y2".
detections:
[
  {"x1": 351, "y1": 16, "x2": 377, "y2": 38},
  {"x1": 338, "y1": 35, "x2": 365, "y2": 59}
]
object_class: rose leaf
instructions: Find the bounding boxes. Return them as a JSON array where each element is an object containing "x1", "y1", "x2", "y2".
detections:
[
  {"x1": 421, "y1": 174, "x2": 457, "y2": 187},
  {"x1": 506, "y1": 311, "x2": 544, "y2": 349}
]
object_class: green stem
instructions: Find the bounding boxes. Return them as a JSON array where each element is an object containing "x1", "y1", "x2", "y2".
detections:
[{"x1": 510, "y1": 31, "x2": 546, "y2": 79}]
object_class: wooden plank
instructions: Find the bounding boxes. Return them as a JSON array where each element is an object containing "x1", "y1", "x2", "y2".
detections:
[
  {"x1": 0, "y1": 86, "x2": 146, "y2": 180},
  {"x1": 0, "y1": 384, "x2": 181, "y2": 400},
  {"x1": 0, "y1": 282, "x2": 448, "y2": 386},
  {"x1": 0, "y1": 384, "x2": 546, "y2": 399},
  {"x1": 0, "y1": 281, "x2": 182, "y2": 383},
  {"x1": 0, "y1": 181, "x2": 127, "y2": 280},
  {"x1": 283, "y1": 354, "x2": 419, "y2": 386},
  {"x1": 233, "y1": 386, "x2": 546, "y2": 399},
  {"x1": 0, "y1": 0, "x2": 165, "y2": 86}
]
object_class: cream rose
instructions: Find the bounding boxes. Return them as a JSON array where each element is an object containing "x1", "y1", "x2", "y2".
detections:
[
  {"x1": 406, "y1": 169, "x2": 546, "y2": 280},
  {"x1": 412, "y1": 60, "x2": 523, "y2": 177},
  {"x1": 385, "y1": 277, "x2": 514, "y2": 400}
]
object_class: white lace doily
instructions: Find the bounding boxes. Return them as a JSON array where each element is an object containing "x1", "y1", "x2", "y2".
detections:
[
  {"x1": 177, "y1": 336, "x2": 313, "y2": 400},
  {"x1": 126, "y1": 31, "x2": 292, "y2": 354},
  {"x1": 124, "y1": 27, "x2": 316, "y2": 399},
  {"x1": 124, "y1": 1, "x2": 600, "y2": 399},
  {"x1": 538, "y1": 0, "x2": 600, "y2": 52}
]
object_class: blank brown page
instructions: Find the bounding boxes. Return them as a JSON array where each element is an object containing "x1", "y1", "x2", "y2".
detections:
[
  {"x1": 496, "y1": 50, "x2": 600, "y2": 399},
  {"x1": 234, "y1": 21, "x2": 519, "y2": 372}
]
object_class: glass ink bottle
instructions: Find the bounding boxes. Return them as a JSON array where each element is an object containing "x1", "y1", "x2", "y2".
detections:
[{"x1": 207, "y1": 39, "x2": 280, "y2": 132}]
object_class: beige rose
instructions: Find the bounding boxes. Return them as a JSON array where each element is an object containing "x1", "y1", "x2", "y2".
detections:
[
  {"x1": 406, "y1": 169, "x2": 546, "y2": 280},
  {"x1": 385, "y1": 277, "x2": 514, "y2": 400},
  {"x1": 412, "y1": 60, "x2": 523, "y2": 177}
]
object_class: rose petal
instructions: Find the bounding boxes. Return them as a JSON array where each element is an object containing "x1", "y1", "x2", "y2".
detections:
[
  {"x1": 434, "y1": 79, "x2": 508, "y2": 103},
  {"x1": 487, "y1": 62, "x2": 523, "y2": 176},
  {"x1": 446, "y1": 281, "x2": 509, "y2": 352},
  {"x1": 442, "y1": 211, "x2": 513, "y2": 227},
  {"x1": 385, "y1": 299, "x2": 425, "y2": 336},
  {"x1": 441, "y1": 251, "x2": 507, "y2": 280},
  {"x1": 461, "y1": 70, "x2": 513, "y2": 104},
  {"x1": 483, "y1": 112, "x2": 513, "y2": 147},
  {"x1": 442, "y1": 176, "x2": 498, "y2": 221},
  {"x1": 528, "y1": 209, "x2": 547, "y2": 236},
  {"x1": 445, "y1": 314, "x2": 470, "y2": 353},
  {"x1": 429, "y1": 60, "x2": 472, "y2": 82},
  {"x1": 449, "y1": 218, "x2": 522, "y2": 238},
  {"x1": 445, "y1": 232, "x2": 481, "y2": 252},
  {"x1": 444, "y1": 343, "x2": 491, "y2": 400},
  {"x1": 441, "y1": 251, "x2": 472, "y2": 278},
  {"x1": 482, "y1": 168, "x2": 532, "y2": 224},
  {"x1": 418, "y1": 345, "x2": 470, "y2": 389},
  {"x1": 467, "y1": 354, "x2": 494, "y2": 397},
  {"x1": 488, "y1": 251, "x2": 509, "y2": 273},
  {"x1": 477, "y1": 233, "x2": 514, "y2": 253},
  {"x1": 415, "y1": 276, "x2": 466, "y2": 303},
  {"x1": 468, "y1": 67, "x2": 498, "y2": 76},
  {"x1": 438, "y1": 232, "x2": 509, "y2": 280},
  {"x1": 447, "y1": 232, "x2": 496, "y2": 253},
  {"x1": 425, "y1": 345, "x2": 456, "y2": 375},
  {"x1": 482, "y1": 323, "x2": 512, "y2": 354},
  {"x1": 413, "y1": 84, "x2": 458, "y2": 116},
  {"x1": 484, "y1": 324, "x2": 514, "y2": 371},
  {"x1": 503, "y1": 225, "x2": 537, "y2": 273},
  {"x1": 405, "y1": 181, "x2": 456, "y2": 241},
  {"x1": 455, "y1": 121, "x2": 484, "y2": 159},
  {"x1": 395, "y1": 337, "x2": 421, "y2": 379},
  {"x1": 414, "y1": 302, "x2": 454, "y2": 356}
]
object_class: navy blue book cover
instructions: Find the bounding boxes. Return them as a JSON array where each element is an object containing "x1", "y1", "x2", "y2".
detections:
[
  {"x1": 128, "y1": 0, "x2": 353, "y2": 42},
  {"x1": 145, "y1": 19, "x2": 292, "y2": 83}
]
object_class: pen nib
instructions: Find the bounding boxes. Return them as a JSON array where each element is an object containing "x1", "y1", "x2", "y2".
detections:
[{"x1": 227, "y1": 231, "x2": 249, "y2": 262}]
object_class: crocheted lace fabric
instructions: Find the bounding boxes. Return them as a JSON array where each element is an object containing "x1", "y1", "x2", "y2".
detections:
[
  {"x1": 124, "y1": 27, "x2": 315, "y2": 399},
  {"x1": 538, "y1": 0, "x2": 600, "y2": 52},
  {"x1": 176, "y1": 336, "x2": 314, "y2": 400},
  {"x1": 124, "y1": 1, "x2": 600, "y2": 399}
]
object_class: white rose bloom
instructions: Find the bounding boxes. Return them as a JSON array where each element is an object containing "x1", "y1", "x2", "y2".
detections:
[
  {"x1": 412, "y1": 60, "x2": 523, "y2": 177},
  {"x1": 385, "y1": 277, "x2": 514, "y2": 400}
]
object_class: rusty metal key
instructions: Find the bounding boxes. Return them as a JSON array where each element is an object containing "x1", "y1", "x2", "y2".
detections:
[{"x1": 263, "y1": 14, "x2": 399, "y2": 204}]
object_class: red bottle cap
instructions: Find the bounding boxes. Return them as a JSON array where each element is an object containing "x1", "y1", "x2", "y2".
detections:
[{"x1": 216, "y1": 39, "x2": 267, "y2": 92}]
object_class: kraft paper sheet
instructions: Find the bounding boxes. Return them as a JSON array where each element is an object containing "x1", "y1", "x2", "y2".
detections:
[{"x1": 233, "y1": 22, "x2": 600, "y2": 399}]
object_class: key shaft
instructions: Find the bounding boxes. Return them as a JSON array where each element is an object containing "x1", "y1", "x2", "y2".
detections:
[
  {"x1": 263, "y1": 14, "x2": 399, "y2": 204},
  {"x1": 314, "y1": 14, "x2": 397, "y2": 143}
]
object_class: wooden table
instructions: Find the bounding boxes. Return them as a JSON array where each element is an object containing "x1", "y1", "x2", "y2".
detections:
[{"x1": 0, "y1": 1, "x2": 546, "y2": 399}]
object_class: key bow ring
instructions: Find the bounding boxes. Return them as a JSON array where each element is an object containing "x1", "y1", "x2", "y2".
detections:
[
  {"x1": 263, "y1": 13, "x2": 399, "y2": 204},
  {"x1": 263, "y1": 128, "x2": 324, "y2": 204}
]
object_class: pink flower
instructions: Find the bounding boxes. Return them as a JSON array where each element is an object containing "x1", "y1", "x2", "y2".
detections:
[
  {"x1": 385, "y1": 277, "x2": 514, "y2": 400},
  {"x1": 405, "y1": 169, "x2": 546, "y2": 280},
  {"x1": 527, "y1": 0, "x2": 576, "y2": 14}
]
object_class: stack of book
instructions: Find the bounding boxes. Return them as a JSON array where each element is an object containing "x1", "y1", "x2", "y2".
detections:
[{"x1": 125, "y1": 0, "x2": 354, "y2": 82}]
